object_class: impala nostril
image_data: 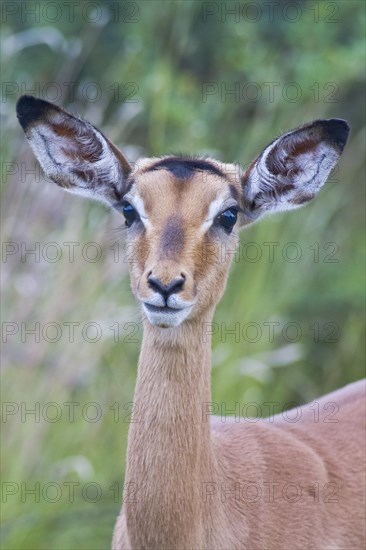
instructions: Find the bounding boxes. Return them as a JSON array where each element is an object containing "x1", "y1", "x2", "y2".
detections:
[
  {"x1": 173, "y1": 277, "x2": 185, "y2": 293},
  {"x1": 147, "y1": 274, "x2": 185, "y2": 299}
]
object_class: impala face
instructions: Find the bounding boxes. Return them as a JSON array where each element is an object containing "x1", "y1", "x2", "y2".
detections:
[
  {"x1": 119, "y1": 158, "x2": 243, "y2": 327},
  {"x1": 16, "y1": 95, "x2": 349, "y2": 328}
]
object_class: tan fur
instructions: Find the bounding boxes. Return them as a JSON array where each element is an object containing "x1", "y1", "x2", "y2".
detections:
[
  {"x1": 126, "y1": 163, "x2": 241, "y2": 316},
  {"x1": 113, "y1": 165, "x2": 365, "y2": 550},
  {"x1": 15, "y1": 98, "x2": 364, "y2": 549}
]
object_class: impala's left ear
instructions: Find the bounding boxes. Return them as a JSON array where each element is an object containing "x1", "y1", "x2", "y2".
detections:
[{"x1": 239, "y1": 119, "x2": 349, "y2": 225}]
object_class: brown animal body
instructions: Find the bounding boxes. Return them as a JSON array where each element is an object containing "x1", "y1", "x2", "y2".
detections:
[{"x1": 16, "y1": 95, "x2": 365, "y2": 549}]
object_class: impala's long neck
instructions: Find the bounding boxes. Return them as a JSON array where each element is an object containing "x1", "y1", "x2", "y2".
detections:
[{"x1": 124, "y1": 312, "x2": 218, "y2": 548}]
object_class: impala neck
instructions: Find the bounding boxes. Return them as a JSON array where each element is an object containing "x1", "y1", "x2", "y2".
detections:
[{"x1": 124, "y1": 311, "x2": 218, "y2": 548}]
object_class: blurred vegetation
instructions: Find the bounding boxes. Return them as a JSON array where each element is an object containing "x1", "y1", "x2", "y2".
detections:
[{"x1": 1, "y1": 0, "x2": 365, "y2": 548}]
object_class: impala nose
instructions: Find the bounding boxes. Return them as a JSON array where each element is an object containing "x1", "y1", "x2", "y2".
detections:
[{"x1": 147, "y1": 273, "x2": 185, "y2": 300}]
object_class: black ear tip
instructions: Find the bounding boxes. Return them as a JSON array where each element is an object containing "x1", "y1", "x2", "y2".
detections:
[
  {"x1": 16, "y1": 95, "x2": 54, "y2": 131},
  {"x1": 322, "y1": 118, "x2": 350, "y2": 151}
]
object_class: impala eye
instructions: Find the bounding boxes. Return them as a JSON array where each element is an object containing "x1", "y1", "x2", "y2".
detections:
[
  {"x1": 216, "y1": 207, "x2": 238, "y2": 233},
  {"x1": 122, "y1": 201, "x2": 139, "y2": 227}
]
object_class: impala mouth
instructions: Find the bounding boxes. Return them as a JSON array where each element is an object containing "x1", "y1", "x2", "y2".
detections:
[
  {"x1": 143, "y1": 303, "x2": 183, "y2": 314},
  {"x1": 141, "y1": 301, "x2": 194, "y2": 327}
]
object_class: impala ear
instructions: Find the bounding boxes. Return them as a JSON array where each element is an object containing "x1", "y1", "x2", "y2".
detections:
[
  {"x1": 239, "y1": 119, "x2": 349, "y2": 225},
  {"x1": 16, "y1": 95, "x2": 132, "y2": 205}
]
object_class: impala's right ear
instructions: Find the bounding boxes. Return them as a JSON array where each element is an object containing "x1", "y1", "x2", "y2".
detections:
[{"x1": 16, "y1": 95, "x2": 132, "y2": 205}]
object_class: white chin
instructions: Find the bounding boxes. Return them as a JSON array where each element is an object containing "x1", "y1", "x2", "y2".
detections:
[{"x1": 142, "y1": 304, "x2": 192, "y2": 328}]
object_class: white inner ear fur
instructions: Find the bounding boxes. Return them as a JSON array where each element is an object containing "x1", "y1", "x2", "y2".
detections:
[
  {"x1": 27, "y1": 114, "x2": 124, "y2": 205},
  {"x1": 245, "y1": 136, "x2": 340, "y2": 215}
]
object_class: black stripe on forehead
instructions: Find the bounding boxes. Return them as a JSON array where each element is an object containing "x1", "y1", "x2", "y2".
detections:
[{"x1": 145, "y1": 156, "x2": 225, "y2": 180}]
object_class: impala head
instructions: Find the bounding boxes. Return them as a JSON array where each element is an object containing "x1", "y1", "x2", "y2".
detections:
[{"x1": 16, "y1": 95, "x2": 349, "y2": 328}]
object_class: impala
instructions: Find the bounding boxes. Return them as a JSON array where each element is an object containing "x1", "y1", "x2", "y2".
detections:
[{"x1": 16, "y1": 95, "x2": 365, "y2": 549}]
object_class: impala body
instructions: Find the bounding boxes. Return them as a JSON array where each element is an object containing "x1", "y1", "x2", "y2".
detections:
[{"x1": 16, "y1": 95, "x2": 365, "y2": 549}]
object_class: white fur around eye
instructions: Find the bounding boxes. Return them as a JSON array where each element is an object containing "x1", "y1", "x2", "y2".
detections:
[
  {"x1": 200, "y1": 191, "x2": 236, "y2": 232},
  {"x1": 123, "y1": 192, "x2": 151, "y2": 229}
]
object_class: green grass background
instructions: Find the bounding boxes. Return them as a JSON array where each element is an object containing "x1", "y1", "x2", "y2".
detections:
[{"x1": 1, "y1": 1, "x2": 365, "y2": 548}]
